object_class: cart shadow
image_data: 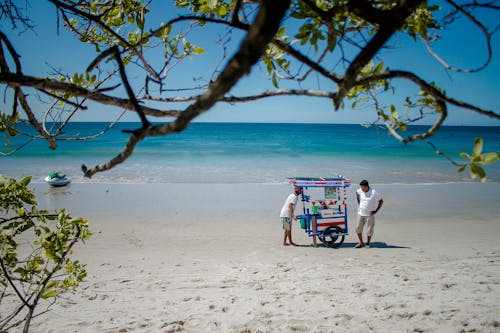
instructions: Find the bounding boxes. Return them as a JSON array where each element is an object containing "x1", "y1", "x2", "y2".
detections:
[
  {"x1": 343, "y1": 242, "x2": 410, "y2": 249},
  {"x1": 298, "y1": 242, "x2": 410, "y2": 249}
]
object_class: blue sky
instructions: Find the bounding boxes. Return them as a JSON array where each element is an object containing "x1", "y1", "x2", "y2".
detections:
[{"x1": 3, "y1": 1, "x2": 499, "y2": 126}]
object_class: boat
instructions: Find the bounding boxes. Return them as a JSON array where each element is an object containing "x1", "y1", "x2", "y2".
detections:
[{"x1": 44, "y1": 172, "x2": 71, "y2": 187}]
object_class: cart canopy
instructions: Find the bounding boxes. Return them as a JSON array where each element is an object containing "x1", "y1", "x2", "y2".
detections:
[{"x1": 287, "y1": 177, "x2": 351, "y2": 188}]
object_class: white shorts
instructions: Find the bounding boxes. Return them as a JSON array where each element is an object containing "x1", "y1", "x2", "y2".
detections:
[{"x1": 356, "y1": 215, "x2": 375, "y2": 236}]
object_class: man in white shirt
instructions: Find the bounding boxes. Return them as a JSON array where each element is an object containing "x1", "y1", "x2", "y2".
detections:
[
  {"x1": 280, "y1": 186, "x2": 303, "y2": 246},
  {"x1": 355, "y1": 180, "x2": 383, "y2": 248}
]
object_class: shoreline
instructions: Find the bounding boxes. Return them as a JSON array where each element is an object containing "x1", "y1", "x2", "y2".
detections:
[
  {"x1": 7, "y1": 181, "x2": 500, "y2": 332},
  {"x1": 28, "y1": 178, "x2": 500, "y2": 185}
]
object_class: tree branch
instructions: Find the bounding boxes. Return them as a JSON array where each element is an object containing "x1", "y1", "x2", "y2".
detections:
[
  {"x1": 143, "y1": 89, "x2": 337, "y2": 103},
  {"x1": 423, "y1": 0, "x2": 493, "y2": 73},
  {"x1": 81, "y1": 0, "x2": 292, "y2": 177},
  {"x1": 273, "y1": 39, "x2": 342, "y2": 84},
  {"x1": 0, "y1": 72, "x2": 182, "y2": 118},
  {"x1": 334, "y1": 0, "x2": 424, "y2": 108},
  {"x1": 0, "y1": 30, "x2": 57, "y2": 149},
  {"x1": 358, "y1": 70, "x2": 500, "y2": 120},
  {"x1": 51, "y1": 0, "x2": 161, "y2": 81}
]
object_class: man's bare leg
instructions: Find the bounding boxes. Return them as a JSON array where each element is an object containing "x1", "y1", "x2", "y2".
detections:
[
  {"x1": 283, "y1": 230, "x2": 289, "y2": 245},
  {"x1": 355, "y1": 233, "x2": 364, "y2": 248}
]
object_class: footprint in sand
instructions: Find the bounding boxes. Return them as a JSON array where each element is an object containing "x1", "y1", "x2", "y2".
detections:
[
  {"x1": 121, "y1": 233, "x2": 143, "y2": 247},
  {"x1": 161, "y1": 320, "x2": 184, "y2": 333}
]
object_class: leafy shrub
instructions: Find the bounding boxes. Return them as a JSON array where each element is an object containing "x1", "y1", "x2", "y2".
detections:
[{"x1": 0, "y1": 175, "x2": 91, "y2": 333}]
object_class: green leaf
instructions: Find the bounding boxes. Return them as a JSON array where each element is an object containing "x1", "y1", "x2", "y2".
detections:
[
  {"x1": 457, "y1": 165, "x2": 466, "y2": 173},
  {"x1": 277, "y1": 26, "x2": 286, "y2": 38},
  {"x1": 46, "y1": 280, "x2": 58, "y2": 289},
  {"x1": 218, "y1": 6, "x2": 227, "y2": 17},
  {"x1": 42, "y1": 289, "x2": 57, "y2": 299},
  {"x1": 21, "y1": 176, "x2": 32, "y2": 186},
  {"x1": 193, "y1": 47, "x2": 205, "y2": 55},
  {"x1": 17, "y1": 208, "x2": 26, "y2": 216},
  {"x1": 390, "y1": 105, "x2": 398, "y2": 120},
  {"x1": 460, "y1": 152, "x2": 471, "y2": 160},
  {"x1": 472, "y1": 137, "x2": 483, "y2": 156},
  {"x1": 136, "y1": 12, "x2": 144, "y2": 30},
  {"x1": 7, "y1": 126, "x2": 18, "y2": 136},
  {"x1": 470, "y1": 164, "x2": 486, "y2": 181},
  {"x1": 480, "y1": 152, "x2": 499, "y2": 165},
  {"x1": 271, "y1": 73, "x2": 278, "y2": 88},
  {"x1": 374, "y1": 61, "x2": 384, "y2": 73},
  {"x1": 200, "y1": 4, "x2": 210, "y2": 13}
]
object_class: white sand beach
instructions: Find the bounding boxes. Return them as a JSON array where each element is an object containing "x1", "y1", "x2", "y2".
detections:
[{"x1": 17, "y1": 182, "x2": 500, "y2": 332}]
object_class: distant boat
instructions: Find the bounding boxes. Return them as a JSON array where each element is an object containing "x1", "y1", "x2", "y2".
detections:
[{"x1": 44, "y1": 172, "x2": 71, "y2": 187}]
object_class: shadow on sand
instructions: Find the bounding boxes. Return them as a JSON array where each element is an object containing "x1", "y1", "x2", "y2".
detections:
[
  {"x1": 342, "y1": 242, "x2": 410, "y2": 249},
  {"x1": 293, "y1": 242, "x2": 410, "y2": 249}
]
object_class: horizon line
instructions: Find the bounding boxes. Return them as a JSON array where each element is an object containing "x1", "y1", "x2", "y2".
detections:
[{"x1": 24, "y1": 120, "x2": 500, "y2": 127}]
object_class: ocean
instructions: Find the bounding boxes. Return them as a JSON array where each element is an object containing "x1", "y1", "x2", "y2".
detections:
[{"x1": 1, "y1": 122, "x2": 499, "y2": 184}]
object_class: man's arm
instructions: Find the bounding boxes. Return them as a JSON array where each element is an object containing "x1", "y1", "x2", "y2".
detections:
[
  {"x1": 372, "y1": 199, "x2": 383, "y2": 215},
  {"x1": 289, "y1": 203, "x2": 296, "y2": 220}
]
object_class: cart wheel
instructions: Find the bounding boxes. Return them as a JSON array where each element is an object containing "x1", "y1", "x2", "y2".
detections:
[{"x1": 319, "y1": 226, "x2": 345, "y2": 248}]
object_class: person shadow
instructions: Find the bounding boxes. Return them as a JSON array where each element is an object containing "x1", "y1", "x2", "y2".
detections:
[
  {"x1": 341, "y1": 242, "x2": 410, "y2": 249},
  {"x1": 295, "y1": 242, "x2": 410, "y2": 249}
]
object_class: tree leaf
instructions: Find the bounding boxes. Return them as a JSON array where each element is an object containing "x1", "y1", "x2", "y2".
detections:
[
  {"x1": 472, "y1": 137, "x2": 483, "y2": 156},
  {"x1": 470, "y1": 164, "x2": 485, "y2": 181},
  {"x1": 460, "y1": 152, "x2": 471, "y2": 160},
  {"x1": 271, "y1": 73, "x2": 278, "y2": 88},
  {"x1": 480, "y1": 152, "x2": 499, "y2": 165},
  {"x1": 193, "y1": 47, "x2": 205, "y2": 55},
  {"x1": 218, "y1": 6, "x2": 227, "y2": 17},
  {"x1": 41, "y1": 289, "x2": 57, "y2": 299}
]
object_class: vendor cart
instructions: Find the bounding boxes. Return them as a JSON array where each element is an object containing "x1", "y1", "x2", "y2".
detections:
[{"x1": 288, "y1": 177, "x2": 351, "y2": 248}]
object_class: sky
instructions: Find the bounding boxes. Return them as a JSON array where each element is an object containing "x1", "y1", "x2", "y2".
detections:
[{"x1": 2, "y1": 1, "x2": 499, "y2": 126}]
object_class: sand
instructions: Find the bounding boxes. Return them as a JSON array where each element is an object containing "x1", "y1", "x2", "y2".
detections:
[{"x1": 8, "y1": 182, "x2": 500, "y2": 332}]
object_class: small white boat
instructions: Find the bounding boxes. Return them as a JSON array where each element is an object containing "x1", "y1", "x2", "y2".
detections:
[{"x1": 45, "y1": 172, "x2": 71, "y2": 187}]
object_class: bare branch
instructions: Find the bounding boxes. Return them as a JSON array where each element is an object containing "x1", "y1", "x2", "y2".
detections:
[
  {"x1": 110, "y1": 45, "x2": 150, "y2": 128},
  {"x1": 423, "y1": 0, "x2": 494, "y2": 73},
  {"x1": 0, "y1": 31, "x2": 57, "y2": 149},
  {"x1": 0, "y1": 72, "x2": 182, "y2": 118},
  {"x1": 424, "y1": 139, "x2": 464, "y2": 167},
  {"x1": 358, "y1": 70, "x2": 500, "y2": 120},
  {"x1": 81, "y1": 129, "x2": 146, "y2": 177},
  {"x1": 273, "y1": 39, "x2": 342, "y2": 84},
  {"x1": 143, "y1": 89, "x2": 337, "y2": 104}
]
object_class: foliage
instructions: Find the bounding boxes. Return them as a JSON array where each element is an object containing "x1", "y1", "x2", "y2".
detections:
[
  {"x1": 0, "y1": 175, "x2": 91, "y2": 333},
  {"x1": 0, "y1": 113, "x2": 19, "y2": 151},
  {"x1": 0, "y1": 0, "x2": 498, "y2": 179},
  {"x1": 458, "y1": 138, "x2": 500, "y2": 182}
]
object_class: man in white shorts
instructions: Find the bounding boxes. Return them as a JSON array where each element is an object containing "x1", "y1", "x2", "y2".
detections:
[
  {"x1": 280, "y1": 186, "x2": 302, "y2": 246},
  {"x1": 355, "y1": 180, "x2": 383, "y2": 248}
]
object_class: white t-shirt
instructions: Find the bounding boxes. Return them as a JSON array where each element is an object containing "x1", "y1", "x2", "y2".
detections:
[
  {"x1": 280, "y1": 193, "x2": 298, "y2": 218},
  {"x1": 357, "y1": 188, "x2": 382, "y2": 216}
]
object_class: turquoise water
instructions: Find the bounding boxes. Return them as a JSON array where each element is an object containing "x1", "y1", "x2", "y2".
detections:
[{"x1": 1, "y1": 122, "x2": 499, "y2": 184}]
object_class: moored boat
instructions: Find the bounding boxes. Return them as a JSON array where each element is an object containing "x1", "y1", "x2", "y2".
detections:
[{"x1": 44, "y1": 172, "x2": 71, "y2": 187}]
